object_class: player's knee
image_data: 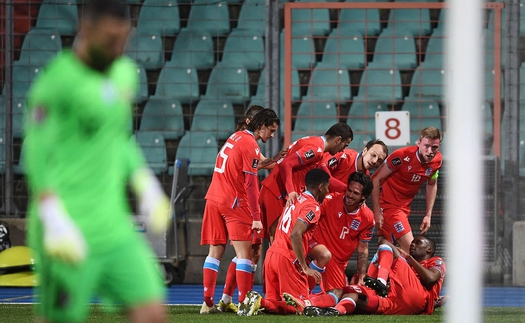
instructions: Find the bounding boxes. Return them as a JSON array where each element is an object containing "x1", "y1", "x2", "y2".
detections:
[
  {"x1": 378, "y1": 244, "x2": 393, "y2": 254},
  {"x1": 329, "y1": 289, "x2": 343, "y2": 301},
  {"x1": 314, "y1": 249, "x2": 332, "y2": 267}
]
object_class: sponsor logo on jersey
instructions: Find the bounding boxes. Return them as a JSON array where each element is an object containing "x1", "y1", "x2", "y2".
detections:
[
  {"x1": 391, "y1": 157, "x2": 402, "y2": 167},
  {"x1": 304, "y1": 149, "x2": 315, "y2": 160},
  {"x1": 425, "y1": 167, "x2": 433, "y2": 176},
  {"x1": 255, "y1": 148, "x2": 260, "y2": 155},
  {"x1": 317, "y1": 147, "x2": 323, "y2": 153},
  {"x1": 404, "y1": 156, "x2": 411, "y2": 162},
  {"x1": 338, "y1": 211, "x2": 343, "y2": 218},
  {"x1": 408, "y1": 166, "x2": 412, "y2": 171},
  {"x1": 328, "y1": 157, "x2": 338, "y2": 168},
  {"x1": 394, "y1": 222, "x2": 405, "y2": 233},
  {"x1": 252, "y1": 158, "x2": 259, "y2": 169},
  {"x1": 305, "y1": 210, "x2": 315, "y2": 222},
  {"x1": 350, "y1": 219, "x2": 361, "y2": 230}
]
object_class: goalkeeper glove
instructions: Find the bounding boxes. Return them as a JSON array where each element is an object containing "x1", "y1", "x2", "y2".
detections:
[
  {"x1": 131, "y1": 168, "x2": 171, "y2": 234},
  {"x1": 38, "y1": 194, "x2": 87, "y2": 264}
]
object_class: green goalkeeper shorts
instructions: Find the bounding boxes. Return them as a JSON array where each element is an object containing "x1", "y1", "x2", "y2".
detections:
[{"x1": 34, "y1": 232, "x2": 165, "y2": 322}]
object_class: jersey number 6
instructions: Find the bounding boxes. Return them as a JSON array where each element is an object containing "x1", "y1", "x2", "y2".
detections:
[{"x1": 214, "y1": 142, "x2": 234, "y2": 173}]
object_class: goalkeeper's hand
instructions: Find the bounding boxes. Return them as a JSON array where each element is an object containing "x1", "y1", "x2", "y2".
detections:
[
  {"x1": 38, "y1": 194, "x2": 87, "y2": 264},
  {"x1": 131, "y1": 168, "x2": 171, "y2": 234}
]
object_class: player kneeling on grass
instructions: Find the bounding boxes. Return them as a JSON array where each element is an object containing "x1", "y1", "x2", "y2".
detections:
[
  {"x1": 238, "y1": 169, "x2": 330, "y2": 316},
  {"x1": 303, "y1": 235, "x2": 446, "y2": 316}
]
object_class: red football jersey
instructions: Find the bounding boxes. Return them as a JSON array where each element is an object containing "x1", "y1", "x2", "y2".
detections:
[
  {"x1": 418, "y1": 256, "x2": 446, "y2": 314},
  {"x1": 262, "y1": 136, "x2": 326, "y2": 199},
  {"x1": 319, "y1": 148, "x2": 369, "y2": 184},
  {"x1": 313, "y1": 192, "x2": 375, "y2": 264},
  {"x1": 269, "y1": 191, "x2": 321, "y2": 262},
  {"x1": 205, "y1": 130, "x2": 260, "y2": 207},
  {"x1": 380, "y1": 146, "x2": 442, "y2": 211}
]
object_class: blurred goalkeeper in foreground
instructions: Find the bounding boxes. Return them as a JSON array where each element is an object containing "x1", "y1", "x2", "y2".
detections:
[{"x1": 24, "y1": 0, "x2": 169, "y2": 322}]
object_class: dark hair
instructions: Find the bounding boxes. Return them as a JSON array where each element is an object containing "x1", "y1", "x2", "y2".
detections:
[
  {"x1": 365, "y1": 139, "x2": 388, "y2": 157},
  {"x1": 236, "y1": 104, "x2": 264, "y2": 131},
  {"x1": 347, "y1": 172, "x2": 374, "y2": 198},
  {"x1": 325, "y1": 122, "x2": 353, "y2": 141},
  {"x1": 84, "y1": 0, "x2": 130, "y2": 21},
  {"x1": 305, "y1": 169, "x2": 330, "y2": 190},
  {"x1": 246, "y1": 108, "x2": 280, "y2": 132}
]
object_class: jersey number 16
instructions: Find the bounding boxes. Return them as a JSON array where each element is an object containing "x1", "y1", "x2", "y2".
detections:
[{"x1": 279, "y1": 204, "x2": 295, "y2": 234}]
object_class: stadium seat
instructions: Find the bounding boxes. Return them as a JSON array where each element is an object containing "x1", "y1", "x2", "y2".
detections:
[
  {"x1": 137, "y1": 0, "x2": 180, "y2": 36},
  {"x1": 14, "y1": 141, "x2": 27, "y2": 175},
  {"x1": 401, "y1": 98, "x2": 442, "y2": 132},
  {"x1": 155, "y1": 63, "x2": 200, "y2": 104},
  {"x1": 0, "y1": 131, "x2": 5, "y2": 175},
  {"x1": 237, "y1": 0, "x2": 266, "y2": 36},
  {"x1": 137, "y1": 65, "x2": 149, "y2": 104},
  {"x1": 339, "y1": 6, "x2": 381, "y2": 37},
  {"x1": 355, "y1": 63, "x2": 404, "y2": 101},
  {"x1": 484, "y1": 68, "x2": 504, "y2": 102},
  {"x1": 221, "y1": 29, "x2": 265, "y2": 70},
  {"x1": 126, "y1": 28, "x2": 164, "y2": 70},
  {"x1": 135, "y1": 131, "x2": 168, "y2": 175},
  {"x1": 387, "y1": 8, "x2": 432, "y2": 36},
  {"x1": 18, "y1": 28, "x2": 62, "y2": 67},
  {"x1": 409, "y1": 63, "x2": 446, "y2": 99},
  {"x1": 322, "y1": 29, "x2": 366, "y2": 69},
  {"x1": 292, "y1": 0, "x2": 331, "y2": 36},
  {"x1": 423, "y1": 33, "x2": 444, "y2": 66},
  {"x1": 11, "y1": 99, "x2": 25, "y2": 140},
  {"x1": 35, "y1": 0, "x2": 78, "y2": 35},
  {"x1": 292, "y1": 101, "x2": 338, "y2": 141},
  {"x1": 373, "y1": 28, "x2": 418, "y2": 69},
  {"x1": 202, "y1": 64, "x2": 250, "y2": 104},
  {"x1": 186, "y1": 0, "x2": 230, "y2": 36},
  {"x1": 254, "y1": 68, "x2": 301, "y2": 101},
  {"x1": 280, "y1": 32, "x2": 316, "y2": 69},
  {"x1": 175, "y1": 131, "x2": 218, "y2": 176},
  {"x1": 347, "y1": 133, "x2": 374, "y2": 151},
  {"x1": 347, "y1": 101, "x2": 390, "y2": 134},
  {"x1": 4, "y1": 63, "x2": 42, "y2": 100},
  {"x1": 303, "y1": 63, "x2": 351, "y2": 102},
  {"x1": 170, "y1": 29, "x2": 214, "y2": 69},
  {"x1": 190, "y1": 99, "x2": 235, "y2": 140},
  {"x1": 139, "y1": 97, "x2": 185, "y2": 140},
  {"x1": 481, "y1": 101, "x2": 493, "y2": 135}
]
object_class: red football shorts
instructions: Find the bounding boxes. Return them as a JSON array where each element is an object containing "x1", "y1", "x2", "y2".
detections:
[
  {"x1": 321, "y1": 259, "x2": 348, "y2": 292},
  {"x1": 259, "y1": 186, "x2": 285, "y2": 238},
  {"x1": 378, "y1": 207, "x2": 411, "y2": 241},
  {"x1": 200, "y1": 200, "x2": 253, "y2": 245},
  {"x1": 376, "y1": 258, "x2": 428, "y2": 315},
  {"x1": 263, "y1": 250, "x2": 309, "y2": 302}
]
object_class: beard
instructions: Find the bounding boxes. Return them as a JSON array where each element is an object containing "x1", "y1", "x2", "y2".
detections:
[{"x1": 88, "y1": 46, "x2": 115, "y2": 72}]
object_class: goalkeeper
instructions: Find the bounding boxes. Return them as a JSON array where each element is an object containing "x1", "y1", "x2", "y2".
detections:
[{"x1": 24, "y1": 0, "x2": 169, "y2": 322}]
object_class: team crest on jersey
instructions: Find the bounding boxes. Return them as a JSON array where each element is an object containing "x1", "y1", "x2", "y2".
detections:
[
  {"x1": 305, "y1": 210, "x2": 315, "y2": 222},
  {"x1": 304, "y1": 150, "x2": 315, "y2": 160},
  {"x1": 350, "y1": 219, "x2": 361, "y2": 230},
  {"x1": 252, "y1": 158, "x2": 259, "y2": 169},
  {"x1": 391, "y1": 157, "x2": 402, "y2": 167},
  {"x1": 435, "y1": 258, "x2": 443, "y2": 265},
  {"x1": 425, "y1": 168, "x2": 433, "y2": 176},
  {"x1": 32, "y1": 106, "x2": 47, "y2": 124},
  {"x1": 328, "y1": 157, "x2": 338, "y2": 168},
  {"x1": 394, "y1": 222, "x2": 405, "y2": 233}
]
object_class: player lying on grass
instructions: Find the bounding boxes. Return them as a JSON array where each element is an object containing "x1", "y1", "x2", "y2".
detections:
[
  {"x1": 237, "y1": 169, "x2": 331, "y2": 316},
  {"x1": 302, "y1": 235, "x2": 446, "y2": 316},
  {"x1": 302, "y1": 172, "x2": 375, "y2": 310},
  {"x1": 317, "y1": 139, "x2": 388, "y2": 193}
]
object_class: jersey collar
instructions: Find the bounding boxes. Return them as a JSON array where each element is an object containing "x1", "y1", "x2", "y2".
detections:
[{"x1": 243, "y1": 129, "x2": 255, "y2": 138}]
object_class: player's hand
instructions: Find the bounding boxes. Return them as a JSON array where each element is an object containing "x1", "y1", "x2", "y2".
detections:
[
  {"x1": 303, "y1": 267, "x2": 322, "y2": 284},
  {"x1": 374, "y1": 212, "x2": 384, "y2": 231},
  {"x1": 38, "y1": 194, "x2": 87, "y2": 264},
  {"x1": 420, "y1": 215, "x2": 431, "y2": 234},
  {"x1": 131, "y1": 168, "x2": 171, "y2": 234},
  {"x1": 350, "y1": 272, "x2": 366, "y2": 285},
  {"x1": 286, "y1": 191, "x2": 299, "y2": 207},
  {"x1": 272, "y1": 148, "x2": 289, "y2": 162},
  {"x1": 252, "y1": 220, "x2": 263, "y2": 233}
]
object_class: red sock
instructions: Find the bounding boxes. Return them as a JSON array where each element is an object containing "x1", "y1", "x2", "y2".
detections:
[
  {"x1": 235, "y1": 258, "x2": 253, "y2": 303},
  {"x1": 376, "y1": 245, "x2": 394, "y2": 283},
  {"x1": 222, "y1": 258, "x2": 237, "y2": 297},
  {"x1": 367, "y1": 262, "x2": 379, "y2": 278},
  {"x1": 203, "y1": 256, "x2": 220, "y2": 307},
  {"x1": 261, "y1": 299, "x2": 297, "y2": 314},
  {"x1": 310, "y1": 293, "x2": 337, "y2": 307},
  {"x1": 334, "y1": 297, "x2": 356, "y2": 315}
]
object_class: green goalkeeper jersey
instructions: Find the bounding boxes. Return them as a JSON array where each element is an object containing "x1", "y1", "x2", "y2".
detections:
[{"x1": 25, "y1": 50, "x2": 146, "y2": 250}]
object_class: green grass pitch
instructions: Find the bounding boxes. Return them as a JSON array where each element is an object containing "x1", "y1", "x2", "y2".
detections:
[{"x1": 1, "y1": 305, "x2": 524, "y2": 322}]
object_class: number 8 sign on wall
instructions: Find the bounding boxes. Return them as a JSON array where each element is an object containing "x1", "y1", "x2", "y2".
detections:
[{"x1": 375, "y1": 111, "x2": 411, "y2": 146}]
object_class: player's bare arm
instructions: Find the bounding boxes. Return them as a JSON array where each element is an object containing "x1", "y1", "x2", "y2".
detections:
[
  {"x1": 397, "y1": 248, "x2": 442, "y2": 289},
  {"x1": 370, "y1": 163, "x2": 393, "y2": 230},
  {"x1": 290, "y1": 219, "x2": 322, "y2": 283},
  {"x1": 354, "y1": 240, "x2": 369, "y2": 285},
  {"x1": 420, "y1": 177, "x2": 438, "y2": 234},
  {"x1": 257, "y1": 147, "x2": 288, "y2": 170}
]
